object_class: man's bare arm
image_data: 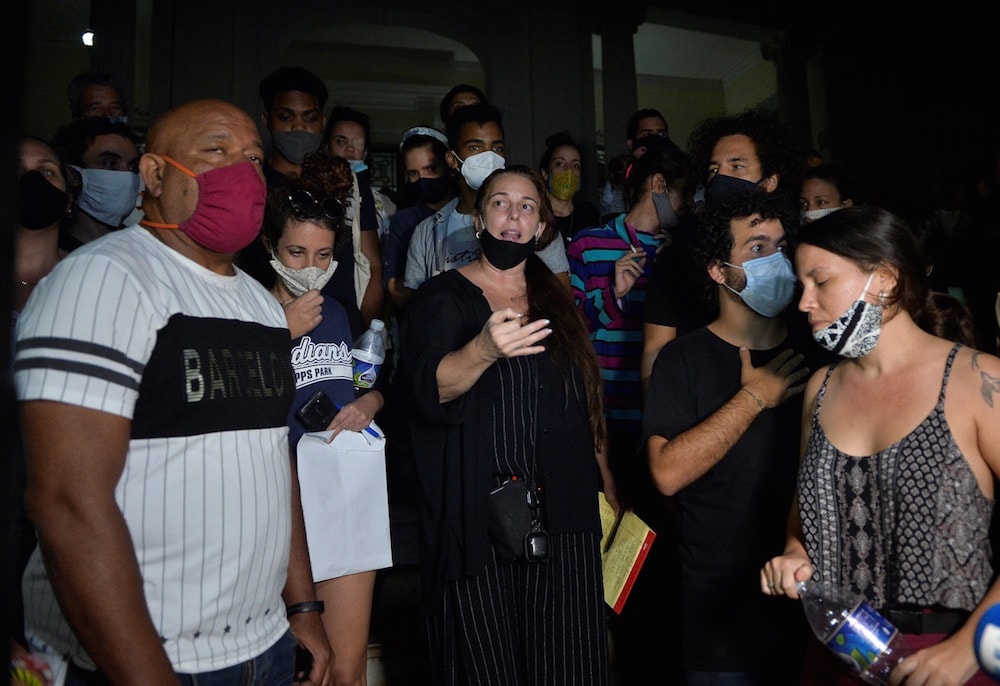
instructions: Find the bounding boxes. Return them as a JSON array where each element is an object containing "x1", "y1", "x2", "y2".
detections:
[{"x1": 22, "y1": 401, "x2": 177, "y2": 685}]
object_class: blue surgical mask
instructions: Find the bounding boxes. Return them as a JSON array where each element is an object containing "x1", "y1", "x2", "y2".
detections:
[
  {"x1": 348, "y1": 159, "x2": 368, "y2": 173},
  {"x1": 704, "y1": 174, "x2": 760, "y2": 207},
  {"x1": 70, "y1": 165, "x2": 142, "y2": 228},
  {"x1": 723, "y1": 251, "x2": 796, "y2": 317}
]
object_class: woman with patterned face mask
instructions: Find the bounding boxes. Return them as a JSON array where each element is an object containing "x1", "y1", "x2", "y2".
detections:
[
  {"x1": 261, "y1": 150, "x2": 389, "y2": 686},
  {"x1": 538, "y1": 131, "x2": 599, "y2": 244},
  {"x1": 761, "y1": 205, "x2": 1000, "y2": 685}
]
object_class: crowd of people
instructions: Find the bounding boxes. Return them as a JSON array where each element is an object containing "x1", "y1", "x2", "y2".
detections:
[{"x1": 9, "y1": 65, "x2": 1000, "y2": 686}]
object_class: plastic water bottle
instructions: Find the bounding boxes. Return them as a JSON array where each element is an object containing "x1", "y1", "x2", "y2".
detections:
[
  {"x1": 352, "y1": 318, "x2": 386, "y2": 389},
  {"x1": 797, "y1": 579, "x2": 912, "y2": 685},
  {"x1": 975, "y1": 603, "x2": 1000, "y2": 680}
]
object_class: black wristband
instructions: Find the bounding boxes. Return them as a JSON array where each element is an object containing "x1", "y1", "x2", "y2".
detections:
[{"x1": 286, "y1": 600, "x2": 325, "y2": 618}]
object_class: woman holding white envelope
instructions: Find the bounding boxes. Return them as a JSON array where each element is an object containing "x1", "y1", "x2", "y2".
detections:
[{"x1": 261, "y1": 150, "x2": 391, "y2": 686}]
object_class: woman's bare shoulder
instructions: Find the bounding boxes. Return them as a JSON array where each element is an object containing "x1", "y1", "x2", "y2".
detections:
[{"x1": 950, "y1": 345, "x2": 1000, "y2": 408}]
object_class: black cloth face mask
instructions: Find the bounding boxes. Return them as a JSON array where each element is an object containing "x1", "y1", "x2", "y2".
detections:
[{"x1": 17, "y1": 170, "x2": 68, "y2": 230}]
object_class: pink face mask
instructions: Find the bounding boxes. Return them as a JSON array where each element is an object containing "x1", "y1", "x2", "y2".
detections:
[{"x1": 141, "y1": 155, "x2": 265, "y2": 254}]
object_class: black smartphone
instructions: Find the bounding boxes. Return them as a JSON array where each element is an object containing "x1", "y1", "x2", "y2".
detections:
[{"x1": 295, "y1": 389, "x2": 338, "y2": 432}]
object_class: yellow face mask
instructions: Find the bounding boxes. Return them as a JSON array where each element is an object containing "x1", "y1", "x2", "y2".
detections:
[{"x1": 548, "y1": 169, "x2": 580, "y2": 201}]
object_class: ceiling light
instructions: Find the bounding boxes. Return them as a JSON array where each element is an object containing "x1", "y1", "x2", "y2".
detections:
[{"x1": 82, "y1": 30, "x2": 94, "y2": 47}]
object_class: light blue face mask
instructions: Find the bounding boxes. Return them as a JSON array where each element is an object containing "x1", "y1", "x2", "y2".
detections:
[
  {"x1": 348, "y1": 159, "x2": 368, "y2": 173},
  {"x1": 70, "y1": 165, "x2": 141, "y2": 227},
  {"x1": 723, "y1": 251, "x2": 796, "y2": 317}
]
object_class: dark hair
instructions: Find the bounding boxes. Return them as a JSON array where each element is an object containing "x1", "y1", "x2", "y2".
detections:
[
  {"x1": 401, "y1": 131, "x2": 448, "y2": 162},
  {"x1": 258, "y1": 66, "x2": 329, "y2": 113},
  {"x1": 445, "y1": 102, "x2": 504, "y2": 150},
  {"x1": 474, "y1": 164, "x2": 607, "y2": 451},
  {"x1": 626, "y1": 108, "x2": 668, "y2": 142},
  {"x1": 50, "y1": 117, "x2": 140, "y2": 167},
  {"x1": 694, "y1": 192, "x2": 789, "y2": 310},
  {"x1": 439, "y1": 83, "x2": 488, "y2": 123},
  {"x1": 261, "y1": 151, "x2": 353, "y2": 255},
  {"x1": 538, "y1": 131, "x2": 583, "y2": 172},
  {"x1": 324, "y1": 105, "x2": 371, "y2": 150},
  {"x1": 688, "y1": 107, "x2": 798, "y2": 194},
  {"x1": 797, "y1": 205, "x2": 929, "y2": 318},
  {"x1": 915, "y1": 292, "x2": 977, "y2": 348},
  {"x1": 67, "y1": 72, "x2": 126, "y2": 119},
  {"x1": 622, "y1": 142, "x2": 691, "y2": 209},
  {"x1": 800, "y1": 164, "x2": 856, "y2": 204}
]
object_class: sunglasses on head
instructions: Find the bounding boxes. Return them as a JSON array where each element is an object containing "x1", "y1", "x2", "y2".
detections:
[{"x1": 287, "y1": 189, "x2": 345, "y2": 222}]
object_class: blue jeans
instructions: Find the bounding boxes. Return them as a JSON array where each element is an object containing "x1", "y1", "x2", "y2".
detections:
[
  {"x1": 686, "y1": 671, "x2": 767, "y2": 686},
  {"x1": 65, "y1": 630, "x2": 297, "y2": 686}
]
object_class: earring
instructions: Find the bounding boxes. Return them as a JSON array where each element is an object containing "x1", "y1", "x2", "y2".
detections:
[
  {"x1": 475, "y1": 230, "x2": 481, "y2": 239},
  {"x1": 878, "y1": 290, "x2": 887, "y2": 305}
]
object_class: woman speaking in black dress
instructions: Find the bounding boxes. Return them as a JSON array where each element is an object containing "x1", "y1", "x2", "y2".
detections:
[{"x1": 403, "y1": 165, "x2": 616, "y2": 685}]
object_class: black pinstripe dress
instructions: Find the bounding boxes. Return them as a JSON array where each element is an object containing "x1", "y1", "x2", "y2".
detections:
[{"x1": 404, "y1": 270, "x2": 610, "y2": 686}]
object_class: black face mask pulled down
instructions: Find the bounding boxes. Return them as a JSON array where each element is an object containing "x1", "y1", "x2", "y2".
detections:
[
  {"x1": 479, "y1": 227, "x2": 536, "y2": 270},
  {"x1": 703, "y1": 174, "x2": 760, "y2": 208},
  {"x1": 17, "y1": 171, "x2": 68, "y2": 230}
]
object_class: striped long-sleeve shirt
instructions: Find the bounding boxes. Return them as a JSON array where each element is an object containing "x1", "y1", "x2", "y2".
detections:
[{"x1": 567, "y1": 214, "x2": 661, "y2": 430}]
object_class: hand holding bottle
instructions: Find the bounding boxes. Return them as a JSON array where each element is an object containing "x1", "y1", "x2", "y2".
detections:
[
  {"x1": 760, "y1": 540, "x2": 814, "y2": 597},
  {"x1": 797, "y1": 580, "x2": 911, "y2": 685}
]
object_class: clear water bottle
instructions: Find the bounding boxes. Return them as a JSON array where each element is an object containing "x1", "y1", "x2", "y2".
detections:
[
  {"x1": 797, "y1": 579, "x2": 912, "y2": 685},
  {"x1": 352, "y1": 318, "x2": 386, "y2": 390}
]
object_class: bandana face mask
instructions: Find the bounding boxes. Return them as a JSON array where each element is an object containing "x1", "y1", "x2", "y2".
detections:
[
  {"x1": 813, "y1": 271, "x2": 883, "y2": 358},
  {"x1": 141, "y1": 155, "x2": 266, "y2": 254},
  {"x1": 723, "y1": 251, "x2": 796, "y2": 318},
  {"x1": 269, "y1": 257, "x2": 338, "y2": 297}
]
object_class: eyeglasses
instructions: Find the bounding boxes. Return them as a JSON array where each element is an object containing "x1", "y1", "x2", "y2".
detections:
[{"x1": 287, "y1": 189, "x2": 345, "y2": 222}]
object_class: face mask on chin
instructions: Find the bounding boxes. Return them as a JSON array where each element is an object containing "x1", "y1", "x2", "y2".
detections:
[
  {"x1": 813, "y1": 271, "x2": 883, "y2": 358},
  {"x1": 140, "y1": 155, "x2": 266, "y2": 254},
  {"x1": 723, "y1": 251, "x2": 796, "y2": 317},
  {"x1": 478, "y1": 224, "x2": 536, "y2": 270},
  {"x1": 70, "y1": 165, "x2": 141, "y2": 228},
  {"x1": 455, "y1": 150, "x2": 505, "y2": 190}
]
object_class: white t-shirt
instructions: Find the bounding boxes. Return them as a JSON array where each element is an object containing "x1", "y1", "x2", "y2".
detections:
[{"x1": 15, "y1": 226, "x2": 296, "y2": 673}]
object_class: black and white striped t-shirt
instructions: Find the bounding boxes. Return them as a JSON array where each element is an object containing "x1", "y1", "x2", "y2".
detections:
[{"x1": 14, "y1": 225, "x2": 296, "y2": 673}]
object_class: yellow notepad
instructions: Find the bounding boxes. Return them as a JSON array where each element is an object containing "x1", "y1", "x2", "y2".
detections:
[{"x1": 598, "y1": 493, "x2": 656, "y2": 614}]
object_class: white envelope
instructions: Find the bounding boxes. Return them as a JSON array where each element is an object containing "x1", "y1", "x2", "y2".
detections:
[{"x1": 297, "y1": 425, "x2": 393, "y2": 582}]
